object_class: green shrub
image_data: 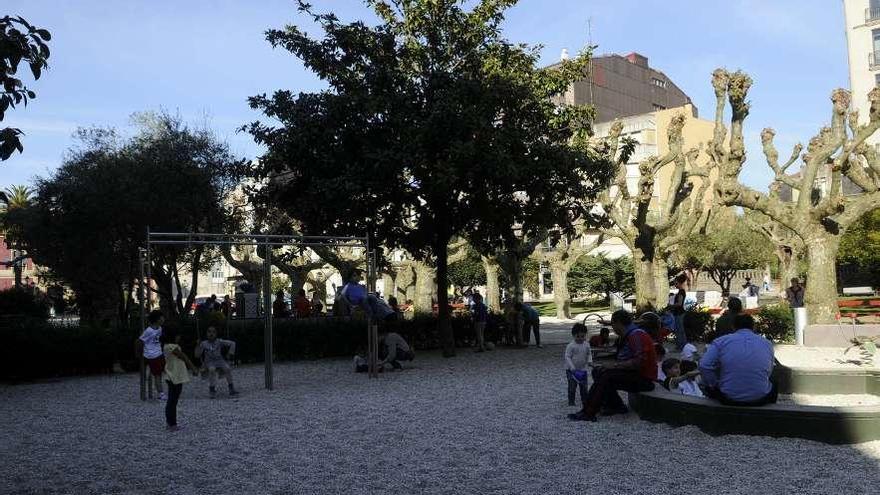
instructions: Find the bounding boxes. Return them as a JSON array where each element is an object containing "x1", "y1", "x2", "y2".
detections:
[
  {"x1": 3, "y1": 312, "x2": 507, "y2": 380},
  {"x1": 0, "y1": 288, "x2": 50, "y2": 319},
  {"x1": 683, "y1": 306, "x2": 715, "y2": 343},
  {"x1": 755, "y1": 303, "x2": 794, "y2": 343},
  {"x1": 0, "y1": 318, "x2": 116, "y2": 380}
]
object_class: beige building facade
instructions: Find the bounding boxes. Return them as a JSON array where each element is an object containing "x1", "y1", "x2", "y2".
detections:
[{"x1": 844, "y1": 0, "x2": 880, "y2": 143}]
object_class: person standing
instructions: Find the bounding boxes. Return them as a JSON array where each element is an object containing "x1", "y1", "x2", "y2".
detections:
[
  {"x1": 294, "y1": 289, "x2": 311, "y2": 318},
  {"x1": 565, "y1": 324, "x2": 592, "y2": 406},
  {"x1": 784, "y1": 278, "x2": 805, "y2": 308},
  {"x1": 515, "y1": 302, "x2": 542, "y2": 348},
  {"x1": 471, "y1": 293, "x2": 489, "y2": 352},
  {"x1": 669, "y1": 274, "x2": 689, "y2": 351},
  {"x1": 137, "y1": 310, "x2": 166, "y2": 400},
  {"x1": 272, "y1": 290, "x2": 289, "y2": 318}
]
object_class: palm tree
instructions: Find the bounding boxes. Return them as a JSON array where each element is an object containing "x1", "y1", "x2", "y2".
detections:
[
  {"x1": 1, "y1": 184, "x2": 31, "y2": 233},
  {"x1": 1, "y1": 185, "x2": 31, "y2": 210}
]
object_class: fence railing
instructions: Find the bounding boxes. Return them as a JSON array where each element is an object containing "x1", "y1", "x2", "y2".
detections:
[{"x1": 867, "y1": 7, "x2": 880, "y2": 23}]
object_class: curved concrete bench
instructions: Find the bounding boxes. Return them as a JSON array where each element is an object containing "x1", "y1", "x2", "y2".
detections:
[{"x1": 628, "y1": 367, "x2": 880, "y2": 445}]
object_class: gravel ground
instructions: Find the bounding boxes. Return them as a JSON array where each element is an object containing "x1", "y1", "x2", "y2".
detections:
[{"x1": 2, "y1": 345, "x2": 880, "y2": 495}]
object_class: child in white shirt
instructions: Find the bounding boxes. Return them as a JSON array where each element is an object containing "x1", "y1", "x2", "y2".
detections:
[
  {"x1": 661, "y1": 358, "x2": 704, "y2": 398},
  {"x1": 564, "y1": 324, "x2": 592, "y2": 406}
]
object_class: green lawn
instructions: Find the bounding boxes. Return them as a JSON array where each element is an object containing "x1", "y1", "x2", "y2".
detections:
[{"x1": 530, "y1": 299, "x2": 610, "y2": 317}]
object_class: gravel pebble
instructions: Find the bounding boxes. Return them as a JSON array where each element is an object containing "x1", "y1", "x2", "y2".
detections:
[{"x1": 2, "y1": 345, "x2": 880, "y2": 495}]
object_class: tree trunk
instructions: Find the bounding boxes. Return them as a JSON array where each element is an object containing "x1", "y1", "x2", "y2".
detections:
[
  {"x1": 435, "y1": 240, "x2": 455, "y2": 357},
  {"x1": 482, "y1": 257, "x2": 501, "y2": 312},
  {"x1": 413, "y1": 261, "x2": 435, "y2": 314},
  {"x1": 804, "y1": 235, "x2": 840, "y2": 324},
  {"x1": 778, "y1": 246, "x2": 801, "y2": 290},
  {"x1": 550, "y1": 260, "x2": 571, "y2": 319},
  {"x1": 652, "y1": 257, "x2": 670, "y2": 310},
  {"x1": 632, "y1": 248, "x2": 655, "y2": 311}
]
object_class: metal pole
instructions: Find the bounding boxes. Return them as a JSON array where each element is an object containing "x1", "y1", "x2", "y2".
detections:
[
  {"x1": 263, "y1": 243, "x2": 274, "y2": 390},
  {"x1": 145, "y1": 227, "x2": 154, "y2": 399},
  {"x1": 138, "y1": 248, "x2": 147, "y2": 401}
]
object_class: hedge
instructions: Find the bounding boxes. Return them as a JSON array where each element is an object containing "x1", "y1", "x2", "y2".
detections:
[{"x1": 1, "y1": 313, "x2": 511, "y2": 381}]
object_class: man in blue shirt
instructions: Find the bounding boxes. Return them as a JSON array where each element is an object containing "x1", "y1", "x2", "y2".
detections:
[
  {"x1": 515, "y1": 302, "x2": 542, "y2": 348},
  {"x1": 699, "y1": 314, "x2": 777, "y2": 406}
]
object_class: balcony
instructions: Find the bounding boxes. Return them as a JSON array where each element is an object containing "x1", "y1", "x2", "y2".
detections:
[
  {"x1": 867, "y1": 7, "x2": 880, "y2": 23},
  {"x1": 870, "y1": 51, "x2": 880, "y2": 70}
]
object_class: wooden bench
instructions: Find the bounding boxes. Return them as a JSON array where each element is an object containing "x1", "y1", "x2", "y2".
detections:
[{"x1": 842, "y1": 286, "x2": 876, "y2": 296}]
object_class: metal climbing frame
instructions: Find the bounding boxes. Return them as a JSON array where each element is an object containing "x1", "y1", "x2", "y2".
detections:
[{"x1": 137, "y1": 228, "x2": 379, "y2": 401}]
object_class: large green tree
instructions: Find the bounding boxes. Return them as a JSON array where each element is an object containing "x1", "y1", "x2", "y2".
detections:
[
  {"x1": 673, "y1": 219, "x2": 774, "y2": 296},
  {"x1": 7, "y1": 114, "x2": 245, "y2": 322},
  {"x1": 568, "y1": 253, "x2": 635, "y2": 303},
  {"x1": 839, "y1": 208, "x2": 880, "y2": 287},
  {"x1": 246, "y1": 0, "x2": 614, "y2": 355},
  {"x1": 1, "y1": 15, "x2": 51, "y2": 161}
]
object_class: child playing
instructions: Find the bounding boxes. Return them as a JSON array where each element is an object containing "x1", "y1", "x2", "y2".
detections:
[
  {"x1": 661, "y1": 358, "x2": 704, "y2": 398},
  {"x1": 655, "y1": 343, "x2": 668, "y2": 382},
  {"x1": 353, "y1": 347, "x2": 368, "y2": 373},
  {"x1": 194, "y1": 326, "x2": 238, "y2": 398},
  {"x1": 162, "y1": 327, "x2": 199, "y2": 431},
  {"x1": 564, "y1": 323, "x2": 592, "y2": 406},
  {"x1": 138, "y1": 310, "x2": 166, "y2": 400}
]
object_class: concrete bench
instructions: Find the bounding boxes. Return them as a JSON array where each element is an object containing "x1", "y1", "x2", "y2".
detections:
[
  {"x1": 842, "y1": 286, "x2": 875, "y2": 296},
  {"x1": 627, "y1": 366, "x2": 880, "y2": 444}
]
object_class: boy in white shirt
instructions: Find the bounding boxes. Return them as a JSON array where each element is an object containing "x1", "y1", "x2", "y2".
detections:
[
  {"x1": 661, "y1": 358, "x2": 704, "y2": 398},
  {"x1": 564, "y1": 324, "x2": 592, "y2": 406},
  {"x1": 137, "y1": 310, "x2": 166, "y2": 400}
]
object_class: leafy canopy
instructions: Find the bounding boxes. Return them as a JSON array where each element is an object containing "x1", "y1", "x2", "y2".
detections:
[{"x1": 1, "y1": 15, "x2": 51, "y2": 160}]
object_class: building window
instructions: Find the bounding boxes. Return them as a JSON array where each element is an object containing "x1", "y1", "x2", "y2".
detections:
[
  {"x1": 652, "y1": 104, "x2": 666, "y2": 111},
  {"x1": 651, "y1": 77, "x2": 667, "y2": 88},
  {"x1": 874, "y1": 29, "x2": 880, "y2": 55},
  {"x1": 875, "y1": 73, "x2": 880, "y2": 87}
]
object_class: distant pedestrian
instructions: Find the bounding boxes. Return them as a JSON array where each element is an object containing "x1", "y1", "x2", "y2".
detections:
[
  {"x1": 273, "y1": 290, "x2": 289, "y2": 318},
  {"x1": 741, "y1": 278, "x2": 760, "y2": 298},
  {"x1": 669, "y1": 274, "x2": 689, "y2": 351},
  {"x1": 294, "y1": 289, "x2": 311, "y2": 318},
  {"x1": 515, "y1": 302, "x2": 542, "y2": 348},
  {"x1": 472, "y1": 293, "x2": 489, "y2": 352},
  {"x1": 784, "y1": 278, "x2": 805, "y2": 308},
  {"x1": 161, "y1": 326, "x2": 198, "y2": 431},
  {"x1": 311, "y1": 293, "x2": 324, "y2": 314}
]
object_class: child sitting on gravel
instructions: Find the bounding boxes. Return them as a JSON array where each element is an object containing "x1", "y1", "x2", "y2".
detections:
[
  {"x1": 564, "y1": 324, "x2": 592, "y2": 406},
  {"x1": 661, "y1": 358, "x2": 704, "y2": 397},
  {"x1": 194, "y1": 326, "x2": 238, "y2": 398},
  {"x1": 353, "y1": 348, "x2": 368, "y2": 373}
]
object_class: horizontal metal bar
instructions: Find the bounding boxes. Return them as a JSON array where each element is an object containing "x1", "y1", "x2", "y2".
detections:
[
  {"x1": 149, "y1": 231, "x2": 366, "y2": 241},
  {"x1": 147, "y1": 240, "x2": 367, "y2": 248}
]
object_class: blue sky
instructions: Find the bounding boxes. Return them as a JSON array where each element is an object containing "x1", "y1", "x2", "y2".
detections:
[{"x1": 1, "y1": 0, "x2": 848, "y2": 190}]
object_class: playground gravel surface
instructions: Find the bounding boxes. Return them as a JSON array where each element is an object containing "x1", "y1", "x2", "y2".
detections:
[{"x1": 2, "y1": 345, "x2": 880, "y2": 495}]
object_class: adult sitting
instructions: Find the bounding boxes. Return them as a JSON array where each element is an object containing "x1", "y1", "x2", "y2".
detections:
[
  {"x1": 699, "y1": 314, "x2": 777, "y2": 406},
  {"x1": 379, "y1": 328, "x2": 414, "y2": 370},
  {"x1": 714, "y1": 297, "x2": 743, "y2": 338},
  {"x1": 569, "y1": 310, "x2": 656, "y2": 422}
]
